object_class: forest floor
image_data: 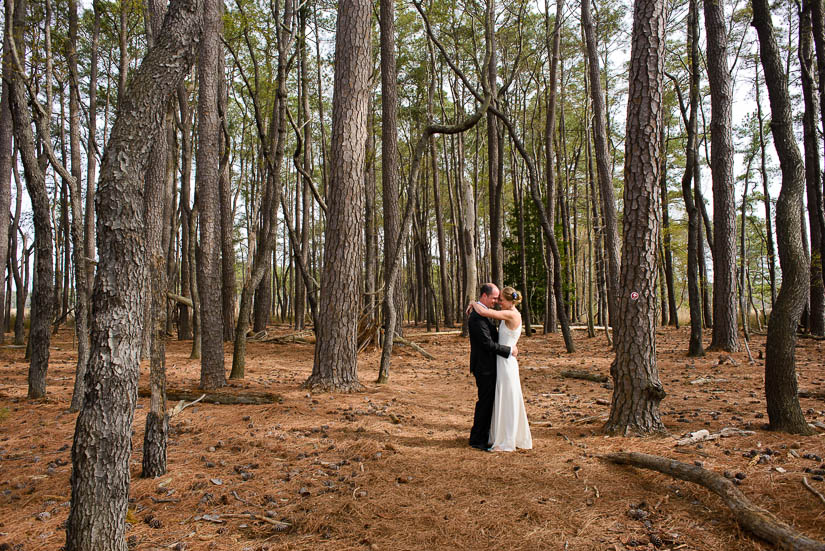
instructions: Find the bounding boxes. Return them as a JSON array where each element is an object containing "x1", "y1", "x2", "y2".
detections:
[{"x1": 1, "y1": 324, "x2": 825, "y2": 550}]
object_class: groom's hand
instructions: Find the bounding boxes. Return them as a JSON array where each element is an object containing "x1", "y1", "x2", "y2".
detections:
[{"x1": 512, "y1": 345, "x2": 518, "y2": 358}]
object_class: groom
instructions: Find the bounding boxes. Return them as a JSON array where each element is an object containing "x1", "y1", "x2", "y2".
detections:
[{"x1": 467, "y1": 283, "x2": 517, "y2": 451}]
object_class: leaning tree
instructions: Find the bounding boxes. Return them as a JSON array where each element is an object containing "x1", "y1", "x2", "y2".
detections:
[
  {"x1": 66, "y1": 0, "x2": 203, "y2": 547},
  {"x1": 751, "y1": 0, "x2": 815, "y2": 435}
]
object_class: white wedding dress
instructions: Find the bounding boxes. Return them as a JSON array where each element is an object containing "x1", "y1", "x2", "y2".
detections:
[{"x1": 489, "y1": 321, "x2": 532, "y2": 451}]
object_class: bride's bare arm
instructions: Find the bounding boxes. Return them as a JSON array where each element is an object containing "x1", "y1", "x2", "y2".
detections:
[{"x1": 470, "y1": 301, "x2": 516, "y2": 323}]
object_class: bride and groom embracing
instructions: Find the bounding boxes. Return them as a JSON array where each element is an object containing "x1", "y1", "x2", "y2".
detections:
[{"x1": 467, "y1": 283, "x2": 532, "y2": 453}]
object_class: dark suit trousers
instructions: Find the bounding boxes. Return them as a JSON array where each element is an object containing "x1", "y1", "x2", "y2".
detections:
[{"x1": 469, "y1": 369, "x2": 496, "y2": 447}]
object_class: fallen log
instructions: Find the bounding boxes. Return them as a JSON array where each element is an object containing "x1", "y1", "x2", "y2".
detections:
[
  {"x1": 799, "y1": 390, "x2": 825, "y2": 400},
  {"x1": 604, "y1": 452, "x2": 825, "y2": 551},
  {"x1": 138, "y1": 388, "x2": 281, "y2": 405},
  {"x1": 257, "y1": 330, "x2": 314, "y2": 344},
  {"x1": 395, "y1": 334, "x2": 435, "y2": 360},
  {"x1": 379, "y1": 330, "x2": 435, "y2": 360},
  {"x1": 560, "y1": 369, "x2": 608, "y2": 383}
]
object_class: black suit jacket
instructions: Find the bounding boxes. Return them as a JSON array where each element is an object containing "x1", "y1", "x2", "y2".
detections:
[{"x1": 468, "y1": 310, "x2": 511, "y2": 375}]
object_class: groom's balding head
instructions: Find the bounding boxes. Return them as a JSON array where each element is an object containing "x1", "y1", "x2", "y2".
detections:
[{"x1": 478, "y1": 283, "x2": 500, "y2": 309}]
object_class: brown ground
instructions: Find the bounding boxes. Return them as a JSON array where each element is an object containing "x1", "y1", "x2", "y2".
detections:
[{"x1": 1, "y1": 325, "x2": 824, "y2": 551}]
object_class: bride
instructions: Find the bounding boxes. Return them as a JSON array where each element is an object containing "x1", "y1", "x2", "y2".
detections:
[{"x1": 470, "y1": 287, "x2": 532, "y2": 452}]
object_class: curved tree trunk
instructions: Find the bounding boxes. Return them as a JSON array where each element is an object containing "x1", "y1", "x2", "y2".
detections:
[
  {"x1": 543, "y1": 0, "x2": 561, "y2": 334},
  {"x1": 7, "y1": 0, "x2": 54, "y2": 400},
  {"x1": 581, "y1": 0, "x2": 619, "y2": 332},
  {"x1": 66, "y1": 0, "x2": 202, "y2": 547},
  {"x1": 752, "y1": 0, "x2": 815, "y2": 435},
  {"x1": 604, "y1": 0, "x2": 667, "y2": 435}
]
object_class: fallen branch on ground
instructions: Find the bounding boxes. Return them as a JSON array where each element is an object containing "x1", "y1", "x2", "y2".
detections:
[
  {"x1": 252, "y1": 330, "x2": 314, "y2": 344},
  {"x1": 138, "y1": 388, "x2": 281, "y2": 405},
  {"x1": 169, "y1": 393, "x2": 205, "y2": 417},
  {"x1": 560, "y1": 369, "x2": 608, "y2": 383},
  {"x1": 219, "y1": 513, "x2": 291, "y2": 530},
  {"x1": 803, "y1": 477, "x2": 825, "y2": 508},
  {"x1": 603, "y1": 452, "x2": 825, "y2": 551},
  {"x1": 675, "y1": 427, "x2": 755, "y2": 446},
  {"x1": 799, "y1": 390, "x2": 825, "y2": 401},
  {"x1": 380, "y1": 330, "x2": 435, "y2": 360}
]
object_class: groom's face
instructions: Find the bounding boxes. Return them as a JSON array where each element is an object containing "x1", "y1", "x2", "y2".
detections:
[{"x1": 480, "y1": 287, "x2": 501, "y2": 309}]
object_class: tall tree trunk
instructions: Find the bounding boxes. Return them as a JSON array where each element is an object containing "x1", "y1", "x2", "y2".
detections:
[
  {"x1": 428, "y1": 41, "x2": 453, "y2": 327},
  {"x1": 295, "y1": 4, "x2": 311, "y2": 331},
  {"x1": 85, "y1": 1, "x2": 99, "y2": 294},
  {"x1": 7, "y1": 0, "x2": 54, "y2": 399},
  {"x1": 66, "y1": 0, "x2": 202, "y2": 546},
  {"x1": 141, "y1": 0, "x2": 172, "y2": 478},
  {"x1": 177, "y1": 84, "x2": 194, "y2": 340},
  {"x1": 801, "y1": 0, "x2": 825, "y2": 336},
  {"x1": 229, "y1": 0, "x2": 295, "y2": 380},
  {"x1": 67, "y1": 0, "x2": 92, "y2": 413},
  {"x1": 751, "y1": 0, "x2": 815, "y2": 435},
  {"x1": 219, "y1": 42, "x2": 236, "y2": 342},
  {"x1": 380, "y1": 0, "x2": 403, "y2": 338},
  {"x1": 487, "y1": 0, "x2": 503, "y2": 287},
  {"x1": 0, "y1": 0, "x2": 14, "y2": 345},
  {"x1": 197, "y1": 0, "x2": 225, "y2": 389},
  {"x1": 543, "y1": 0, "x2": 561, "y2": 333},
  {"x1": 581, "y1": 0, "x2": 619, "y2": 331},
  {"x1": 682, "y1": 0, "x2": 703, "y2": 356},
  {"x1": 755, "y1": 66, "x2": 777, "y2": 307},
  {"x1": 705, "y1": 0, "x2": 740, "y2": 352},
  {"x1": 604, "y1": 0, "x2": 667, "y2": 435},
  {"x1": 304, "y1": 0, "x2": 370, "y2": 391},
  {"x1": 10, "y1": 159, "x2": 25, "y2": 346}
]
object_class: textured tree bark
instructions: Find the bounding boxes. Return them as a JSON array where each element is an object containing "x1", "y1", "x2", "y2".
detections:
[
  {"x1": 66, "y1": 0, "x2": 92, "y2": 413},
  {"x1": 197, "y1": 0, "x2": 226, "y2": 390},
  {"x1": 581, "y1": 0, "x2": 619, "y2": 333},
  {"x1": 705, "y1": 0, "x2": 739, "y2": 352},
  {"x1": 0, "y1": 1, "x2": 14, "y2": 345},
  {"x1": 177, "y1": 84, "x2": 194, "y2": 341},
  {"x1": 752, "y1": 0, "x2": 815, "y2": 435},
  {"x1": 380, "y1": 0, "x2": 403, "y2": 338},
  {"x1": 542, "y1": 0, "x2": 561, "y2": 334},
  {"x1": 801, "y1": 0, "x2": 825, "y2": 336},
  {"x1": 8, "y1": 0, "x2": 54, "y2": 400},
  {"x1": 66, "y1": 0, "x2": 202, "y2": 547},
  {"x1": 141, "y1": 0, "x2": 171, "y2": 478},
  {"x1": 84, "y1": 3, "x2": 99, "y2": 293},
  {"x1": 306, "y1": 0, "x2": 370, "y2": 391},
  {"x1": 682, "y1": 0, "x2": 702, "y2": 356},
  {"x1": 219, "y1": 42, "x2": 236, "y2": 342},
  {"x1": 296, "y1": 4, "x2": 312, "y2": 331},
  {"x1": 604, "y1": 0, "x2": 667, "y2": 435}
]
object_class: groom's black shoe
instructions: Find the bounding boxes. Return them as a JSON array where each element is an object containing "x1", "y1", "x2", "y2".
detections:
[{"x1": 470, "y1": 443, "x2": 492, "y2": 452}]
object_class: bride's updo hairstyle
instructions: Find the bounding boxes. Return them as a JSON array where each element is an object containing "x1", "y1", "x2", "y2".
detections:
[{"x1": 501, "y1": 286, "x2": 523, "y2": 307}]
